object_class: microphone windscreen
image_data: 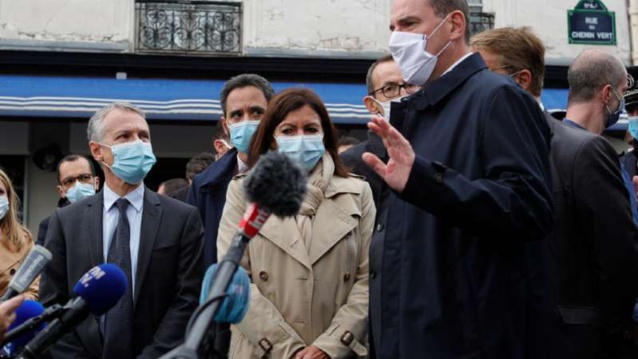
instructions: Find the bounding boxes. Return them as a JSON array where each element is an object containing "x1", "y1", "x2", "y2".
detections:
[
  {"x1": 244, "y1": 150, "x2": 307, "y2": 217},
  {"x1": 200, "y1": 264, "x2": 250, "y2": 324},
  {"x1": 72, "y1": 264, "x2": 127, "y2": 316},
  {"x1": 9, "y1": 245, "x2": 52, "y2": 294},
  {"x1": 5, "y1": 300, "x2": 45, "y2": 351}
]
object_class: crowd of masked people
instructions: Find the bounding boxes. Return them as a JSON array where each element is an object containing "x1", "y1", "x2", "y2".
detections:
[{"x1": 3, "y1": 1, "x2": 638, "y2": 358}]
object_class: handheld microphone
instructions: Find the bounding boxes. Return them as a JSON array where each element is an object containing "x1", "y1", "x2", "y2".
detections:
[
  {"x1": 161, "y1": 151, "x2": 306, "y2": 359},
  {"x1": 0, "y1": 300, "x2": 45, "y2": 358},
  {"x1": 19, "y1": 264, "x2": 127, "y2": 359},
  {"x1": 0, "y1": 246, "x2": 52, "y2": 302},
  {"x1": 2, "y1": 304, "x2": 63, "y2": 347}
]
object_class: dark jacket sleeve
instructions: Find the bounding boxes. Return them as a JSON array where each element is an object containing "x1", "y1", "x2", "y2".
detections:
[
  {"x1": 574, "y1": 136, "x2": 638, "y2": 332},
  {"x1": 138, "y1": 207, "x2": 205, "y2": 359},
  {"x1": 40, "y1": 211, "x2": 94, "y2": 359},
  {"x1": 399, "y1": 85, "x2": 553, "y2": 239},
  {"x1": 36, "y1": 217, "x2": 49, "y2": 247},
  {"x1": 185, "y1": 178, "x2": 198, "y2": 208}
]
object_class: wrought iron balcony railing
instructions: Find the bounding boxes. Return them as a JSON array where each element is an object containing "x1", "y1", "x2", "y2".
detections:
[
  {"x1": 135, "y1": 1, "x2": 242, "y2": 55},
  {"x1": 469, "y1": 12, "x2": 495, "y2": 36}
]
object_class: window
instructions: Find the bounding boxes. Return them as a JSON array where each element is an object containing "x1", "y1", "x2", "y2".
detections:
[
  {"x1": 467, "y1": 0, "x2": 494, "y2": 36},
  {"x1": 135, "y1": 1, "x2": 242, "y2": 55}
]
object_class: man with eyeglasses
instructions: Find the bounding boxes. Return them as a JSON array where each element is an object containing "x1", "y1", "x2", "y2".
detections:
[
  {"x1": 342, "y1": 54, "x2": 419, "y2": 204},
  {"x1": 36, "y1": 154, "x2": 100, "y2": 246}
]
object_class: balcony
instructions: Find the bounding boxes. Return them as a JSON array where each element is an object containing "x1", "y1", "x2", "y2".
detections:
[
  {"x1": 135, "y1": 1, "x2": 242, "y2": 55},
  {"x1": 469, "y1": 12, "x2": 495, "y2": 36}
]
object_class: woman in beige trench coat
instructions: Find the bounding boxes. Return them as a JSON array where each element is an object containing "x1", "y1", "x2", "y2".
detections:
[{"x1": 218, "y1": 88, "x2": 375, "y2": 359}]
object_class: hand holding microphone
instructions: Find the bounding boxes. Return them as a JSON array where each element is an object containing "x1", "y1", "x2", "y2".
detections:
[{"x1": 0, "y1": 296, "x2": 25, "y2": 342}]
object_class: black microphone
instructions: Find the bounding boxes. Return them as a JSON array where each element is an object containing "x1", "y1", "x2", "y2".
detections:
[
  {"x1": 0, "y1": 245, "x2": 52, "y2": 302},
  {"x1": 2, "y1": 304, "x2": 64, "y2": 347},
  {"x1": 18, "y1": 264, "x2": 127, "y2": 359},
  {"x1": 160, "y1": 151, "x2": 306, "y2": 359}
]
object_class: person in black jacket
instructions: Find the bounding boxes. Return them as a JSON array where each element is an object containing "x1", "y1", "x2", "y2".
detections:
[
  {"x1": 362, "y1": 1, "x2": 554, "y2": 357},
  {"x1": 473, "y1": 26, "x2": 638, "y2": 359}
]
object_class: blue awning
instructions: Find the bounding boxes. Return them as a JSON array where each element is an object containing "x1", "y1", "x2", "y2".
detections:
[{"x1": 0, "y1": 75, "x2": 370, "y2": 124}]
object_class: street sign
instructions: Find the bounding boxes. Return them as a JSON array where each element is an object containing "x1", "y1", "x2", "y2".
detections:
[{"x1": 568, "y1": 0, "x2": 616, "y2": 45}]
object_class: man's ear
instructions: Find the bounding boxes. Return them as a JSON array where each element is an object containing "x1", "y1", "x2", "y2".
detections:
[
  {"x1": 213, "y1": 139, "x2": 227, "y2": 155},
  {"x1": 363, "y1": 96, "x2": 381, "y2": 115},
  {"x1": 89, "y1": 141, "x2": 102, "y2": 163},
  {"x1": 220, "y1": 117, "x2": 229, "y2": 136},
  {"x1": 56, "y1": 185, "x2": 66, "y2": 198},
  {"x1": 601, "y1": 84, "x2": 613, "y2": 105},
  {"x1": 514, "y1": 69, "x2": 533, "y2": 93},
  {"x1": 448, "y1": 10, "x2": 466, "y2": 42},
  {"x1": 93, "y1": 176, "x2": 100, "y2": 191}
]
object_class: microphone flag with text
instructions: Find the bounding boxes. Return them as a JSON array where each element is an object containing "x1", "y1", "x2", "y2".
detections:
[
  {"x1": 161, "y1": 150, "x2": 307, "y2": 359},
  {"x1": 0, "y1": 246, "x2": 52, "y2": 302},
  {"x1": 18, "y1": 263, "x2": 127, "y2": 359}
]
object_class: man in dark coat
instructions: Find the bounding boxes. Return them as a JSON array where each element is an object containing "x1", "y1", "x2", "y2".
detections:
[
  {"x1": 341, "y1": 54, "x2": 419, "y2": 356},
  {"x1": 621, "y1": 67, "x2": 638, "y2": 179},
  {"x1": 187, "y1": 74, "x2": 274, "y2": 268},
  {"x1": 362, "y1": 1, "x2": 554, "y2": 358},
  {"x1": 473, "y1": 27, "x2": 638, "y2": 359}
]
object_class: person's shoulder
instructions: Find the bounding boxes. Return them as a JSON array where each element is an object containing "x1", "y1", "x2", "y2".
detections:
[{"x1": 329, "y1": 174, "x2": 368, "y2": 196}]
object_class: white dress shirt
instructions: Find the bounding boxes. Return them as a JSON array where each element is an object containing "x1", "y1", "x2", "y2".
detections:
[{"x1": 102, "y1": 184, "x2": 144, "y2": 296}]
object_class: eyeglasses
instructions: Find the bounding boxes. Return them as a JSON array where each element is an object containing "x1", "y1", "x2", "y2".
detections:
[
  {"x1": 60, "y1": 173, "x2": 93, "y2": 188},
  {"x1": 370, "y1": 83, "x2": 420, "y2": 98}
]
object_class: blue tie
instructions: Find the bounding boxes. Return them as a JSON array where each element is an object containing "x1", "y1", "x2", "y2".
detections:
[{"x1": 103, "y1": 198, "x2": 134, "y2": 359}]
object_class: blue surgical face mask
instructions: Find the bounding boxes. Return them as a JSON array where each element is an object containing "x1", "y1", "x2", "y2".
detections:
[
  {"x1": 0, "y1": 195, "x2": 8, "y2": 220},
  {"x1": 66, "y1": 182, "x2": 96, "y2": 204},
  {"x1": 101, "y1": 140, "x2": 156, "y2": 184},
  {"x1": 229, "y1": 120, "x2": 260, "y2": 154},
  {"x1": 606, "y1": 88, "x2": 625, "y2": 128},
  {"x1": 629, "y1": 116, "x2": 638, "y2": 140},
  {"x1": 276, "y1": 134, "x2": 326, "y2": 172}
]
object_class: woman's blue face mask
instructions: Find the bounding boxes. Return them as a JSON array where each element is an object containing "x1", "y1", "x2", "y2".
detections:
[{"x1": 275, "y1": 134, "x2": 325, "y2": 172}]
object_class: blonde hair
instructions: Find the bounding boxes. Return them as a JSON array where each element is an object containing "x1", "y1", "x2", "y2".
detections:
[{"x1": 0, "y1": 169, "x2": 32, "y2": 251}]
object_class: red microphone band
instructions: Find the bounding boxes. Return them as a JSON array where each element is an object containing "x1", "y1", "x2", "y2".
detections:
[{"x1": 238, "y1": 203, "x2": 271, "y2": 239}]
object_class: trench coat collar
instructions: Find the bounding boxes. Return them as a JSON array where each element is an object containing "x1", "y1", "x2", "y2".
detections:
[{"x1": 412, "y1": 52, "x2": 487, "y2": 111}]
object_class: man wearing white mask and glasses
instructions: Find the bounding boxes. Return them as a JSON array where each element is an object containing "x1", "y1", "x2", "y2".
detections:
[
  {"x1": 40, "y1": 102, "x2": 204, "y2": 359},
  {"x1": 36, "y1": 154, "x2": 100, "y2": 246},
  {"x1": 361, "y1": 0, "x2": 554, "y2": 358}
]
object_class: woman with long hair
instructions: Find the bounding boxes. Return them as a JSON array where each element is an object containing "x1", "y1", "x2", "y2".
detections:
[
  {"x1": 0, "y1": 169, "x2": 39, "y2": 300},
  {"x1": 218, "y1": 88, "x2": 375, "y2": 359}
]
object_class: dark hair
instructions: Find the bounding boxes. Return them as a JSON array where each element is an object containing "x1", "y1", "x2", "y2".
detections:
[
  {"x1": 57, "y1": 154, "x2": 96, "y2": 183},
  {"x1": 219, "y1": 74, "x2": 275, "y2": 117},
  {"x1": 212, "y1": 123, "x2": 229, "y2": 142},
  {"x1": 159, "y1": 178, "x2": 189, "y2": 197},
  {"x1": 366, "y1": 54, "x2": 395, "y2": 95},
  {"x1": 247, "y1": 88, "x2": 349, "y2": 178},
  {"x1": 470, "y1": 26, "x2": 546, "y2": 97},
  {"x1": 338, "y1": 136, "x2": 361, "y2": 147},
  {"x1": 428, "y1": 0, "x2": 471, "y2": 43},
  {"x1": 185, "y1": 152, "x2": 216, "y2": 180}
]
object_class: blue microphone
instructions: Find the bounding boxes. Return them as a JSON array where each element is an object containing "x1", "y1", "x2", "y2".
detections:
[
  {"x1": 0, "y1": 300, "x2": 45, "y2": 357},
  {"x1": 19, "y1": 264, "x2": 127, "y2": 359},
  {"x1": 199, "y1": 264, "x2": 250, "y2": 324}
]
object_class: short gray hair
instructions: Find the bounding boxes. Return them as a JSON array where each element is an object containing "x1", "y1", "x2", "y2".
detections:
[
  {"x1": 568, "y1": 49, "x2": 627, "y2": 103},
  {"x1": 87, "y1": 102, "x2": 146, "y2": 142}
]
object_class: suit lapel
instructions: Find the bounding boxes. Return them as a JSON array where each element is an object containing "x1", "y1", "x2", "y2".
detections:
[
  {"x1": 134, "y1": 189, "x2": 162, "y2": 305},
  {"x1": 258, "y1": 216, "x2": 312, "y2": 270},
  {"x1": 87, "y1": 192, "x2": 105, "y2": 266}
]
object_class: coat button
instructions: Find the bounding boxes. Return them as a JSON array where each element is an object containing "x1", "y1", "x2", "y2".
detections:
[
  {"x1": 259, "y1": 271, "x2": 269, "y2": 281},
  {"x1": 375, "y1": 224, "x2": 384, "y2": 232},
  {"x1": 343, "y1": 272, "x2": 351, "y2": 281},
  {"x1": 434, "y1": 172, "x2": 444, "y2": 184},
  {"x1": 370, "y1": 271, "x2": 377, "y2": 279},
  {"x1": 9, "y1": 269, "x2": 15, "y2": 276}
]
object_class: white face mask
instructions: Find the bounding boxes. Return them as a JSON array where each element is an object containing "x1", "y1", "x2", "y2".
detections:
[
  {"x1": 371, "y1": 94, "x2": 410, "y2": 121},
  {"x1": 0, "y1": 195, "x2": 8, "y2": 221},
  {"x1": 389, "y1": 15, "x2": 452, "y2": 85}
]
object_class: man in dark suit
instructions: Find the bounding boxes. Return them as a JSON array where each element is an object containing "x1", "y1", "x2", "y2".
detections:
[
  {"x1": 472, "y1": 27, "x2": 638, "y2": 359},
  {"x1": 40, "y1": 102, "x2": 204, "y2": 359},
  {"x1": 362, "y1": 1, "x2": 554, "y2": 358},
  {"x1": 340, "y1": 54, "x2": 419, "y2": 356}
]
